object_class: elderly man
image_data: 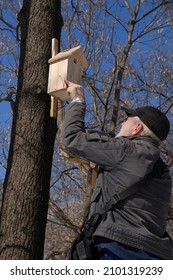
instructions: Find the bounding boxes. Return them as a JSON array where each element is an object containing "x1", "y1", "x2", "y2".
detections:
[{"x1": 61, "y1": 80, "x2": 173, "y2": 260}]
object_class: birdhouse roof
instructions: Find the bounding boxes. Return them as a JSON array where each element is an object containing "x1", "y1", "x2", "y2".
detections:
[{"x1": 48, "y1": 45, "x2": 88, "y2": 68}]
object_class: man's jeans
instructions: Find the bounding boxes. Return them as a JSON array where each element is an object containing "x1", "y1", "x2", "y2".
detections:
[{"x1": 96, "y1": 239, "x2": 161, "y2": 260}]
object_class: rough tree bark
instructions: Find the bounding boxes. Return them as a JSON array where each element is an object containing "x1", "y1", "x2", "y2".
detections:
[{"x1": 0, "y1": 0, "x2": 63, "y2": 259}]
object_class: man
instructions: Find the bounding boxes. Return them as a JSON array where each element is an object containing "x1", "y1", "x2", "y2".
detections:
[{"x1": 61, "y1": 80, "x2": 173, "y2": 260}]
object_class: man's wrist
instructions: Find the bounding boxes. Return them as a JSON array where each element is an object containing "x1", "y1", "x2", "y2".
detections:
[{"x1": 71, "y1": 97, "x2": 85, "y2": 104}]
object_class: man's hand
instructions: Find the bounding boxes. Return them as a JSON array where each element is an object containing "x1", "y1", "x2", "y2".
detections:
[{"x1": 65, "y1": 80, "x2": 85, "y2": 101}]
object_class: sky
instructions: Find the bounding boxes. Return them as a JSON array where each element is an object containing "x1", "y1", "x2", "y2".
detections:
[
  {"x1": 0, "y1": 101, "x2": 11, "y2": 182},
  {"x1": 0, "y1": 102, "x2": 11, "y2": 124}
]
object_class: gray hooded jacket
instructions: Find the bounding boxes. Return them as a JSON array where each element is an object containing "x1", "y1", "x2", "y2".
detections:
[{"x1": 61, "y1": 102, "x2": 173, "y2": 259}]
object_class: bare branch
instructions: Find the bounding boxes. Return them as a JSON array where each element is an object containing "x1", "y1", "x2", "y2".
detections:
[
  {"x1": 135, "y1": 1, "x2": 172, "y2": 24},
  {"x1": 49, "y1": 199, "x2": 79, "y2": 233},
  {"x1": 89, "y1": 0, "x2": 129, "y2": 32},
  {"x1": 0, "y1": 11, "x2": 16, "y2": 30}
]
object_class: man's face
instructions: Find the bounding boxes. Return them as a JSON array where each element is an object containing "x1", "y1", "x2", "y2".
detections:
[{"x1": 116, "y1": 116, "x2": 141, "y2": 137}]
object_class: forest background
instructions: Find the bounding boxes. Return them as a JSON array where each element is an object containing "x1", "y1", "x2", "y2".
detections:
[{"x1": 0, "y1": 0, "x2": 173, "y2": 259}]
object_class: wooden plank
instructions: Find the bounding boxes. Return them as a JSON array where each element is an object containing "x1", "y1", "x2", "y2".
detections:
[
  {"x1": 50, "y1": 96, "x2": 57, "y2": 118},
  {"x1": 49, "y1": 38, "x2": 58, "y2": 118},
  {"x1": 52, "y1": 38, "x2": 58, "y2": 57},
  {"x1": 91, "y1": 165, "x2": 99, "y2": 188}
]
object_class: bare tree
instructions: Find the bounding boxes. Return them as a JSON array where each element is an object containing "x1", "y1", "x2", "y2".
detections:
[{"x1": 0, "y1": 0, "x2": 63, "y2": 259}]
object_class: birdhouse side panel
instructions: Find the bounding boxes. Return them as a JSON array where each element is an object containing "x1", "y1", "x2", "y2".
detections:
[{"x1": 47, "y1": 59, "x2": 68, "y2": 94}]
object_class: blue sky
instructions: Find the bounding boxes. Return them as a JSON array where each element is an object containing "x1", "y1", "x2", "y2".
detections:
[
  {"x1": 0, "y1": 102, "x2": 11, "y2": 182},
  {"x1": 0, "y1": 102, "x2": 11, "y2": 124}
]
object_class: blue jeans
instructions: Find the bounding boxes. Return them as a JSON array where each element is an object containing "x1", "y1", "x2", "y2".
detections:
[
  {"x1": 95, "y1": 240, "x2": 161, "y2": 260},
  {"x1": 103, "y1": 249, "x2": 122, "y2": 260}
]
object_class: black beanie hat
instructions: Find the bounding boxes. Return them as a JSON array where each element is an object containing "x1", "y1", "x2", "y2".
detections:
[{"x1": 121, "y1": 106, "x2": 170, "y2": 141}]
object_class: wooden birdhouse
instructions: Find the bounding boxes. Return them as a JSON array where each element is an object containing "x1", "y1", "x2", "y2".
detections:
[{"x1": 47, "y1": 45, "x2": 88, "y2": 101}]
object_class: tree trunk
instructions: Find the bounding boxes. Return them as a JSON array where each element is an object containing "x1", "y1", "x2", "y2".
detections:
[{"x1": 0, "y1": 0, "x2": 63, "y2": 259}]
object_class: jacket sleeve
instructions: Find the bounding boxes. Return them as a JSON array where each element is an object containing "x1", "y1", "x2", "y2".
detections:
[{"x1": 61, "y1": 102, "x2": 127, "y2": 169}]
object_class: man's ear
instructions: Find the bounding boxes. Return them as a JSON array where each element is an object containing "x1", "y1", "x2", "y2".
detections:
[{"x1": 133, "y1": 123, "x2": 143, "y2": 135}]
